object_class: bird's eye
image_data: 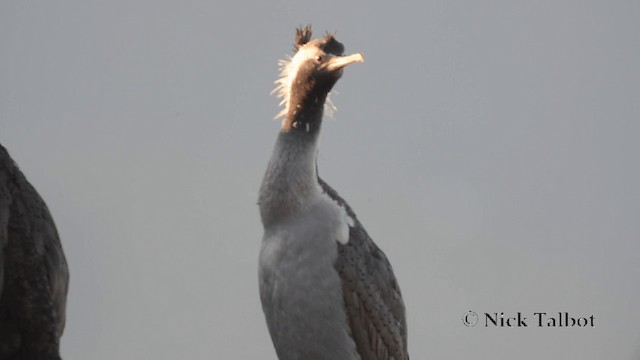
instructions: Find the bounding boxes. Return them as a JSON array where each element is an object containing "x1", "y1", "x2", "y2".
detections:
[{"x1": 315, "y1": 55, "x2": 323, "y2": 62}]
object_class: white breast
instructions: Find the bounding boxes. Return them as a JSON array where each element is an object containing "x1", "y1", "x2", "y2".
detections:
[{"x1": 259, "y1": 194, "x2": 359, "y2": 359}]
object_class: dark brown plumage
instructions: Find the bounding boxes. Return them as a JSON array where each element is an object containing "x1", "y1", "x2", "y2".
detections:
[{"x1": 0, "y1": 144, "x2": 68, "y2": 360}]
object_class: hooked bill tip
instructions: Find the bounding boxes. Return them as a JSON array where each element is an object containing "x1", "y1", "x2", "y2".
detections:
[{"x1": 325, "y1": 53, "x2": 365, "y2": 72}]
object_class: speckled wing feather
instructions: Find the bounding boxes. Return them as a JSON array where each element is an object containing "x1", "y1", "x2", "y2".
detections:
[{"x1": 319, "y1": 178, "x2": 409, "y2": 360}]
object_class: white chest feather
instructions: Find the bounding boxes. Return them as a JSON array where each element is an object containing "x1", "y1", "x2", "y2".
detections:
[
  {"x1": 260, "y1": 188, "x2": 352, "y2": 271},
  {"x1": 258, "y1": 190, "x2": 359, "y2": 360}
]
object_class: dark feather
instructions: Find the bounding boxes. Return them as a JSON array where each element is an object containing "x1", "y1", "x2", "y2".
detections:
[
  {"x1": 294, "y1": 25, "x2": 313, "y2": 51},
  {"x1": 319, "y1": 178, "x2": 409, "y2": 360},
  {"x1": 320, "y1": 33, "x2": 345, "y2": 56},
  {"x1": 0, "y1": 144, "x2": 68, "y2": 360}
]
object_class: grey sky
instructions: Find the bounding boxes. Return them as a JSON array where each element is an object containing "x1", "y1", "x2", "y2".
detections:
[{"x1": 1, "y1": 1, "x2": 639, "y2": 359}]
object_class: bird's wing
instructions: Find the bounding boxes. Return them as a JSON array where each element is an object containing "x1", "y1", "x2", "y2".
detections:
[
  {"x1": 0, "y1": 144, "x2": 69, "y2": 338},
  {"x1": 19, "y1": 175, "x2": 69, "y2": 337},
  {"x1": 319, "y1": 178, "x2": 409, "y2": 360},
  {"x1": 0, "y1": 148, "x2": 17, "y2": 357},
  {"x1": 0, "y1": 153, "x2": 11, "y2": 299}
]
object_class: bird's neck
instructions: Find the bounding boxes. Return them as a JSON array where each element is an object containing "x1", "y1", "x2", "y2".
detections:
[
  {"x1": 281, "y1": 90, "x2": 327, "y2": 133},
  {"x1": 259, "y1": 99, "x2": 326, "y2": 227}
]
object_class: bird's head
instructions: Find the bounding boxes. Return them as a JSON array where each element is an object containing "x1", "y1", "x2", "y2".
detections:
[{"x1": 274, "y1": 26, "x2": 364, "y2": 131}]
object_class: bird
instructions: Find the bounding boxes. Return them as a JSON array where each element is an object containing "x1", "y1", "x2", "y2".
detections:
[
  {"x1": 258, "y1": 26, "x2": 409, "y2": 360},
  {"x1": 0, "y1": 143, "x2": 69, "y2": 360}
]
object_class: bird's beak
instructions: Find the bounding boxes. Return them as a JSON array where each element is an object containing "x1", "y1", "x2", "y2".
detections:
[{"x1": 324, "y1": 53, "x2": 365, "y2": 72}]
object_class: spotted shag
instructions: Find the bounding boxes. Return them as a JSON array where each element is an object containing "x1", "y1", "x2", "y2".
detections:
[{"x1": 258, "y1": 26, "x2": 409, "y2": 360}]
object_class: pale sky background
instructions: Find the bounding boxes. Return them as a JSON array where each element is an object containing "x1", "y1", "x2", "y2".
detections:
[{"x1": 1, "y1": 1, "x2": 639, "y2": 359}]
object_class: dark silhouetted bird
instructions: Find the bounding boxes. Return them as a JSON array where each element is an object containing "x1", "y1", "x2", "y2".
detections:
[
  {"x1": 0, "y1": 144, "x2": 68, "y2": 360},
  {"x1": 258, "y1": 26, "x2": 409, "y2": 360}
]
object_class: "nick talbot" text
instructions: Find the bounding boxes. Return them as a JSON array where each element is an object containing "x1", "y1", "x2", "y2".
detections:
[{"x1": 485, "y1": 312, "x2": 595, "y2": 327}]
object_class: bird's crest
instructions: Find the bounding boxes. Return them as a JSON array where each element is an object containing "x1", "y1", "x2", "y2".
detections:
[
  {"x1": 272, "y1": 26, "x2": 340, "y2": 121},
  {"x1": 294, "y1": 25, "x2": 313, "y2": 50}
]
